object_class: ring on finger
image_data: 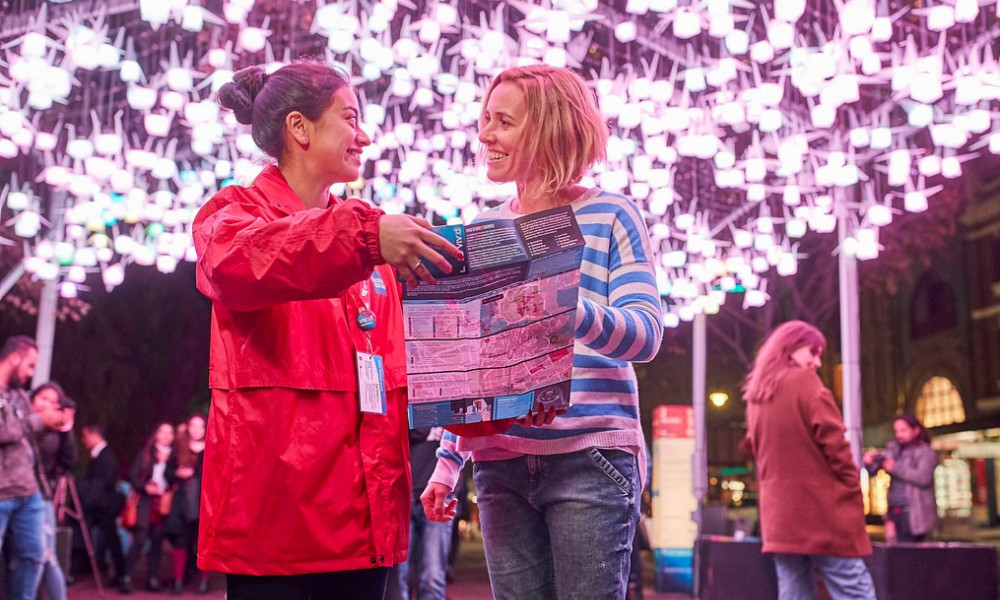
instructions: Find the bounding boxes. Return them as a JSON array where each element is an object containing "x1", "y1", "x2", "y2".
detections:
[{"x1": 412, "y1": 260, "x2": 423, "y2": 270}]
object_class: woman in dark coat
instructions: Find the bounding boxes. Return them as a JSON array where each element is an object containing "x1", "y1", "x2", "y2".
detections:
[
  {"x1": 120, "y1": 422, "x2": 175, "y2": 593},
  {"x1": 166, "y1": 414, "x2": 209, "y2": 595},
  {"x1": 741, "y1": 320, "x2": 875, "y2": 600}
]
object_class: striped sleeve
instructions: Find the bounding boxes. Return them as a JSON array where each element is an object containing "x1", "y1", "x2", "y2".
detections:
[
  {"x1": 575, "y1": 197, "x2": 663, "y2": 362},
  {"x1": 428, "y1": 429, "x2": 469, "y2": 491}
]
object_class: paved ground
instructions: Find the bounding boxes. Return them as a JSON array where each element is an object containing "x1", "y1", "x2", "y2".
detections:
[{"x1": 64, "y1": 535, "x2": 691, "y2": 599}]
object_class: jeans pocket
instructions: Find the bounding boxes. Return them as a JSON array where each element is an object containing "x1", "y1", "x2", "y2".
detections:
[{"x1": 586, "y1": 447, "x2": 634, "y2": 496}]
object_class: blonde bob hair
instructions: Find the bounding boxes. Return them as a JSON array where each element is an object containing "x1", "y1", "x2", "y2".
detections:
[
  {"x1": 742, "y1": 320, "x2": 827, "y2": 404},
  {"x1": 479, "y1": 65, "x2": 608, "y2": 195}
]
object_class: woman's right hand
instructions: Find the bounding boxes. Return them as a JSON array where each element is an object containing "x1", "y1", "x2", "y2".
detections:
[
  {"x1": 378, "y1": 214, "x2": 464, "y2": 287},
  {"x1": 144, "y1": 481, "x2": 159, "y2": 495},
  {"x1": 421, "y1": 482, "x2": 458, "y2": 523}
]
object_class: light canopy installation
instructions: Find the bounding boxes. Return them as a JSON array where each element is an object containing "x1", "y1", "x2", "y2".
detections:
[{"x1": 0, "y1": 0, "x2": 997, "y2": 326}]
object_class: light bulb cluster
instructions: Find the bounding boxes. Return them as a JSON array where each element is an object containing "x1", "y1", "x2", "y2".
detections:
[{"x1": 0, "y1": 0, "x2": 997, "y2": 322}]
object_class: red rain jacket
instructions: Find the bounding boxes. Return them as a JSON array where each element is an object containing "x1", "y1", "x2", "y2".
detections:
[{"x1": 192, "y1": 165, "x2": 410, "y2": 575}]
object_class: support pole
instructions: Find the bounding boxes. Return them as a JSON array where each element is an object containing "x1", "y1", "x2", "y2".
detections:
[
  {"x1": 32, "y1": 277, "x2": 58, "y2": 387},
  {"x1": 837, "y1": 196, "x2": 863, "y2": 468},
  {"x1": 692, "y1": 312, "x2": 708, "y2": 505},
  {"x1": 691, "y1": 312, "x2": 707, "y2": 596},
  {"x1": 31, "y1": 189, "x2": 66, "y2": 388}
]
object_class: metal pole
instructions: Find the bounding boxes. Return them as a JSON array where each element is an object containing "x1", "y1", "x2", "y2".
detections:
[
  {"x1": 692, "y1": 312, "x2": 707, "y2": 598},
  {"x1": 32, "y1": 278, "x2": 58, "y2": 387},
  {"x1": 692, "y1": 312, "x2": 708, "y2": 504},
  {"x1": 32, "y1": 189, "x2": 65, "y2": 387},
  {"x1": 837, "y1": 193, "x2": 863, "y2": 468}
]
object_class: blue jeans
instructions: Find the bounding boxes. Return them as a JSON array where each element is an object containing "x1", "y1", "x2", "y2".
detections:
[
  {"x1": 398, "y1": 495, "x2": 452, "y2": 600},
  {"x1": 40, "y1": 500, "x2": 68, "y2": 600},
  {"x1": 773, "y1": 553, "x2": 876, "y2": 600},
  {"x1": 0, "y1": 491, "x2": 46, "y2": 600},
  {"x1": 474, "y1": 448, "x2": 639, "y2": 600}
]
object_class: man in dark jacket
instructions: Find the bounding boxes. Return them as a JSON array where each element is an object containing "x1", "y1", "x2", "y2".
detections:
[
  {"x1": 0, "y1": 335, "x2": 67, "y2": 600},
  {"x1": 78, "y1": 424, "x2": 125, "y2": 585}
]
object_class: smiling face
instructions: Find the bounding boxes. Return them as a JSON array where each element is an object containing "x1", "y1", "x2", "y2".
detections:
[
  {"x1": 478, "y1": 81, "x2": 533, "y2": 186},
  {"x1": 790, "y1": 344, "x2": 822, "y2": 370},
  {"x1": 302, "y1": 86, "x2": 371, "y2": 185}
]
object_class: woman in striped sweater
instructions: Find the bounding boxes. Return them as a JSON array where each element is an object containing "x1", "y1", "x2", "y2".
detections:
[{"x1": 420, "y1": 64, "x2": 663, "y2": 600}]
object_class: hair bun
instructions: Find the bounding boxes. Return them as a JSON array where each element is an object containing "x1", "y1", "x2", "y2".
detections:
[{"x1": 217, "y1": 66, "x2": 268, "y2": 125}]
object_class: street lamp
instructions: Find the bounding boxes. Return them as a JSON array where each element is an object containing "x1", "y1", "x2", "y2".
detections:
[{"x1": 709, "y1": 392, "x2": 729, "y2": 408}]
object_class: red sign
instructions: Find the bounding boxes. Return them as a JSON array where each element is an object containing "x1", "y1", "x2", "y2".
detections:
[{"x1": 653, "y1": 405, "x2": 694, "y2": 439}]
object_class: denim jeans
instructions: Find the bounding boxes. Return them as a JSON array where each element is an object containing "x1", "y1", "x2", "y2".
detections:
[
  {"x1": 398, "y1": 495, "x2": 453, "y2": 600},
  {"x1": 773, "y1": 553, "x2": 876, "y2": 600},
  {"x1": 40, "y1": 500, "x2": 68, "y2": 600},
  {"x1": 0, "y1": 491, "x2": 46, "y2": 600},
  {"x1": 473, "y1": 448, "x2": 639, "y2": 600}
]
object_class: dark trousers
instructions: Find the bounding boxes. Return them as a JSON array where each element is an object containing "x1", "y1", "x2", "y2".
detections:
[
  {"x1": 89, "y1": 510, "x2": 125, "y2": 578},
  {"x1": 227, "y1": 568, "x2": 389, "y2": 600},
  {"x1": 124, "y1": 497, "x2": 166, "y2": 583},
  {"x1": 887, "y1": 506, "x2": 926, "y2": 543}
]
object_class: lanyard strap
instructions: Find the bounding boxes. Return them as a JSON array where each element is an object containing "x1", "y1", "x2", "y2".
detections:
[{"x1": 346, "y1": 278, "x2": 374, "y2": 354}]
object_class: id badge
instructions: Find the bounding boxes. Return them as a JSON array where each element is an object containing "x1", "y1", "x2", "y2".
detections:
[{"x1": 356, "y1": 352, "x2": 387, "y2": 415}]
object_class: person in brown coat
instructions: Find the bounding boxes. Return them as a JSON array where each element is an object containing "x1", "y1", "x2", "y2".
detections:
[{"x1": 741, "y1": 320, "x2": 876, "y2": 600}]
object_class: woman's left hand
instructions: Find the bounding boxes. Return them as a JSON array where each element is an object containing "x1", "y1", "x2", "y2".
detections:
[
  {"x1": 515, "y1": 403, "x2": 561, "y2": 429},
  {"x1": 420, "y1": 482, "x2": 458, "y2": 523},
  {"x1": 881, "y1": 456, "x2": 895, "y2": 473}
]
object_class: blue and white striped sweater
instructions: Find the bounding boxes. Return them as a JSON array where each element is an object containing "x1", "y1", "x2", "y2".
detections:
[{"x1": 430, "y1": 189, "x2": 663, "y2": 490}]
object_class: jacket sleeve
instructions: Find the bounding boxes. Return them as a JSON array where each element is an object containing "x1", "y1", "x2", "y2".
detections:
[
  {"x1": 891, "y1": 444, "x2": 938, "y2": 488},
  {"x1": 805, "y1": 377, "x2": 860, "y2": 488},
  {"x1": 77, "y1": 472, "x2": 99, "y2": 511},
  {"x1": 79, "y1": 451, "x2": 117, "y2": 511},
  {"x1": 575, "y1": 199, "x2": 663, "y2": 363},
  {"x1": 0, "y1": 403, "x2": 42, "y2": 446},
  {"x1": 165, "y1": 451, "x2": 179, "y2": 487},
  {"x1": 56, "y1": 431, "x2": 76, "y2": 474},
  {"x1": 193, "y1": 195, "x2": 386, "y2": 312}
]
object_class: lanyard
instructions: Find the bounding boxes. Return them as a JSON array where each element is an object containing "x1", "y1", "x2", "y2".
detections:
[
  {"x1": 349, "y1": 278, "x2": 376, "y2": 354},
  {"x1": 349, "y1": 276, "x2": 388, "y2": 415}
]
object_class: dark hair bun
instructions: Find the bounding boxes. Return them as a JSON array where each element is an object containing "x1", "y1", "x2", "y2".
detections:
[{"x1": 218, "y1": 66, "x2": 268, "y2": 125}]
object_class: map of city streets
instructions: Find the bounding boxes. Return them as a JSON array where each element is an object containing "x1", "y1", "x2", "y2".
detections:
[{"x1": 402, "y1": 205, "x2": 584, "y2": 428}]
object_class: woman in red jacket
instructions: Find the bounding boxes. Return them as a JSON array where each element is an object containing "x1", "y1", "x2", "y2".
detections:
[
  {"x1": 741, "y1": 321, "x2": 875, "y2": 600},
  {"x1": 192, "y1": 60, "x2": 462, "y2": 600}
]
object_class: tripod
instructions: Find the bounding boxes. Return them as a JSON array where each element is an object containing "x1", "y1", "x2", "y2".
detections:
[{"x1": 52, "y1": 475, "x2": 105, "y2": 596}]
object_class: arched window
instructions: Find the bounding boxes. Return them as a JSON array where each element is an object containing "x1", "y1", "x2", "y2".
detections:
[{"x1": 915, "y1": 376, "x2": 966, "y2": 428}]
